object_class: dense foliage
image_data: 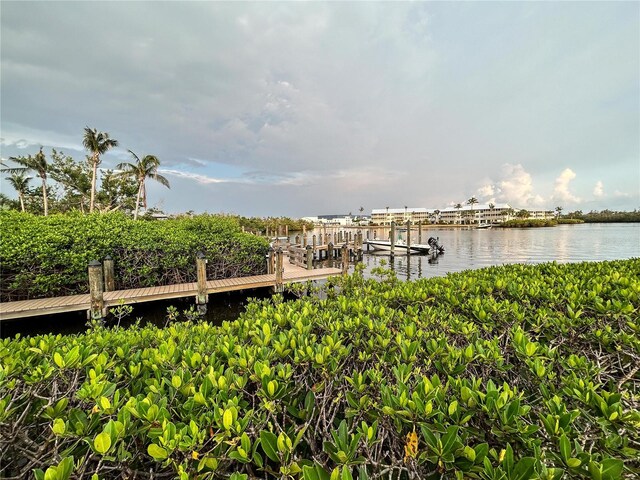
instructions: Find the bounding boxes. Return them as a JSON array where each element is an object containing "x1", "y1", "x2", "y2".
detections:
[
  {"x1": 563, "y1": 210, "x2": 640, "y2": 223},
  {"x1": 0, "y1": 211, "x2": 269, "y2": 301},
  {"x1": 227, "y1": 216, "x2": 315, "y2": 235},
  {"x1": 557, "y1": 219, "x2": 585, "y2": 225},
  {"x1": 1, "y1": 259, "x2": 638, "y2": 479},
  {"x1": 497, "y1": 219, "x2": 558, "y2": 228}
]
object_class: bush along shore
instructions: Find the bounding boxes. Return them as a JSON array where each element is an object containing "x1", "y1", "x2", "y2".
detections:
[
  {"x1": 0, "y1": 211, "x2": 269, "y2": 302},
  {"x1": 1, "y1": 259, "x2": 639, "y2": 479}
]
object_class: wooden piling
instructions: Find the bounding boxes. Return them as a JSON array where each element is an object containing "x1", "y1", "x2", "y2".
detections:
[
  {"x1": 275, "y1": 248, "x2": 284, "y2": 292},
  {"x1": 406, "y1": 220, "x2": 411, "y2": 255},
  {"x1": 390, "y1": 221, "x2": 396, "y2": 256},
  {"x1": 341, "y1": 244, "x2": 349, "y2": 274},
  {"x1": 267, "y1": 247, "x2": 275, "y2": 274},
  {"x1": 295, "y1": 234, "x2": 300, "y2": 245},
  {"x1": 306, "y1": 245, "x2": 313, "y2": 270},
  {"x1": 103, "y1": 255, "x2": 115, "y2": 292},
  {"x1": 312, "y1": 235, "x2": 317, "y2": 254},
  {"x1": 327, "y1": 242, "x2": 334, "y2": 267},
  {"x1": 196, "y1": 252, "x2": 208, "y2": 314},
  {"x1": 418, "y1": 221, "x2": 422, "y2": 244},
  {"x1": 88, "y1": 260, "x2": 104, "y2": 320}
]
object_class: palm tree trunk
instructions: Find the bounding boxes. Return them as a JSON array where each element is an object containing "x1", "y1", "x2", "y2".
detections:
[
  {"x1": 19, "y1": 193, "x2": 25, "y2": 212},
  {"x1": 41, "y1": 178, "x2": 48, "y2": 216},
  {"x1": 134, "y1": 182, "x2": 143, "y2": 220},
  {"x1": 90, "y1": 155, "x2": 98, "y2": 213}
]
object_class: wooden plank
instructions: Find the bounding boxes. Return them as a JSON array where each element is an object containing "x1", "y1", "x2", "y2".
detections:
[{"x1": 1, "y1": 267, "x2": 344, "y2": 321}]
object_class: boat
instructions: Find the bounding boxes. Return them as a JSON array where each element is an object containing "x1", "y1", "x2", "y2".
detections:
[
  {"x1": 475, "y1": 224, "x2": 492, "y2": 230},
  {"x1": 409, "y1": 237, "x2": 446, "y2": 254},
  {"x1": 365, "y1": 236, "x2": 445, "y2": 255}
]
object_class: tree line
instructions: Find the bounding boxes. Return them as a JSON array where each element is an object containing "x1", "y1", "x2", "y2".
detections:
[{"x1": 1, "y1": 127, "x2": 169, "y2": 219}]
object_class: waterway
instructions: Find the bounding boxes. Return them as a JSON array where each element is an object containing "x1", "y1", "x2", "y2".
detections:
[
  {"x1": 345, "y1": 223, "x2": 640, "y2": 280},
  {"x1": 2, "y1": 223, "x2": 637, "y2": 338}
]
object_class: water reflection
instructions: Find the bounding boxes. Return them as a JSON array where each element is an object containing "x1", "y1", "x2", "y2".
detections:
[{"x1": 308, "y1": 223, "x2": 639, "y2": 281}]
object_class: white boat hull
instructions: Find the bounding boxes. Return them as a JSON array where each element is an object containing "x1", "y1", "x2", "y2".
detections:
[{"x1": 365, "y1": 240, "x2": 423, "y2": 255}]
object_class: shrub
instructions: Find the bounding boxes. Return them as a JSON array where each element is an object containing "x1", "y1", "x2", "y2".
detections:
[
  {"x1": 498, "y1": 219, "x2": 558, "y2": 228},
  {"x1": 0, "y1": 211, "x2": 269, "y2": 301},
  {"x1": 1, "y1": 259, "x2": 638, "y2": 478}
]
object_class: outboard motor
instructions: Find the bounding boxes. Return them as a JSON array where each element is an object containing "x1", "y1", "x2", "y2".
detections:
[{"x1": 428, "y1": 236, "x2": 445, "y2": 254}]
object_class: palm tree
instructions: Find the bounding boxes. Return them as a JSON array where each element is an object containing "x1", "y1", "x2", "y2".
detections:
[
  {"x1": 6, "y1": 171, "x2": 32, "y2": 212},
  {"x1": 466, "y1": 196, "x2": 479, "y2": 224},
  {"x1": 116, "y1": 150, "x2": 170, "y2": 219},
  {"x1": 2, "y1": 148, "x2": 50, "y2": 215},
  {"x1": 555, "y1": 206, "x2": 563, "y2": 217},
  {"x1": 83, "y1": 127, "x2": 119, "y2": 213},
  {"x1": 454, "y1": 203, "x2": 462, "y2": 224}
]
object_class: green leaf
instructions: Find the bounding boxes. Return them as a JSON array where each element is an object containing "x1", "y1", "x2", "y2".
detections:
[
  {"x1": 52, "y1": 418, "x2": 66, "y2": 435},
  {"x1": 147, "y1": 443, "x2": 168, "y2": 460},
  {"x1": 222, "y1": 409, "x2": 233, "y2": 430},
  {"x1": 600, "y1": 458, "x2": 624, "y2": 480},
  {"x1": 94, "y1": 432, "x2": 111, "y2": 454},
  {"x1": 260, "y1": 431, "x2": 279, "y2": 462},
  {"x1": 559, "y1": 434, "x2": 571, "y2": 461},
  {"x1": 567, "y1": 458, "x2": 581, "y2": 468},
  {"x1": 512, "y1": 457, "x2": 536, "y2": 480}
]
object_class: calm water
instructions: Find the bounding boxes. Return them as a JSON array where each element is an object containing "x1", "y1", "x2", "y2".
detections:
[
  {"x1": 320, "y1": 223, "x2": 640, "y2": 281},
  {"x1": 3, "y1": 223, "x2": 637, "y2": 337}
]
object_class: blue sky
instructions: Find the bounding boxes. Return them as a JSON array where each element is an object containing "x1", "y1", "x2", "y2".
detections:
[{"x1": 1, "y1": 2, "x2": 638, "y2": 216}]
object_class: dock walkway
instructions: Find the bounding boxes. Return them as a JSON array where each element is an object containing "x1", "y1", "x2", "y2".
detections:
[{"x1": 0, "y1": 263, "x2": 342, "y2": 321}]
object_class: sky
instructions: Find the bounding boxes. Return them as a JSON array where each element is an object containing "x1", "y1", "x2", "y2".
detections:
[{"x1": 1, "y1": 1, "x2": 638, "y2": 217}]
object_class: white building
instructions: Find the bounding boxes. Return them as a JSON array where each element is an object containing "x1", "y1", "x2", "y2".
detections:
[
  {"x1": 370, "y1": 208, "x2": 437, "y2": 225},
  {"x1": 438, "y1": 204, "x2": 554, "y2": 225},
  {"x1": 371, "y1": 204, "x2": 554, "y2": 225}
]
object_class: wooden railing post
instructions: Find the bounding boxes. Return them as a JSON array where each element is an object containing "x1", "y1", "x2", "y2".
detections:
[
  {"x1": 406, "y1": 220, "x2": 411, "y2": 255},
  {"x1": 275, "y1": 247, "x2": 284, "y2": 293},
  {"x1": 88, "y1": 260, "x2": 105, "y2": 321},
  {"x1": 103, "y1": 255, "x2": 115, "y2": 292},
  {"x1": 341, "y1": 243, "x2": 349, "y2": 275},
  {"x1": 390, "y1": 221, "x2": 396, "y2": 256},
  {"x1": 306, "y1": 245, "x2": 313, "y2": 270},
  {"x1": 267, "y1": 247, "x2": 275, "y2": 274},
  {"x1": 196, "y1": 252, "x2": 208, "y2": 314}
]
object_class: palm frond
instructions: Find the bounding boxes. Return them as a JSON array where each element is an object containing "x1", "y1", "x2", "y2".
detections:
[{"x1": 151, "y1": 173, "x2": 171, "y2": 189}]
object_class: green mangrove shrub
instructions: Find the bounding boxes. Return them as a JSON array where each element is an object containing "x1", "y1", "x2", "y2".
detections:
[
  {"x1": 498, "y1": 219, "x2": 558, "y2": 228},
  {"x1": 0, "y1": 211, "x2": 269, "y2": 301},
  {"x1": 0, "y1": 259, "x2": 638, "y2": 478}
]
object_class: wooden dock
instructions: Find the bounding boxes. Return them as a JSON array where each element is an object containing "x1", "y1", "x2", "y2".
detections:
[{"x1": 0, "y1": 262, "x2": 342, "y2": 321}]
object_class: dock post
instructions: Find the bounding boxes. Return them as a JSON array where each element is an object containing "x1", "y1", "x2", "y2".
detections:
[
  {"x1": 196, "y1": 252, "x2": 208, "y2": 314},
  {"x1": 406, "y1": 220, "x2": 411, "y2": 255},
  {"x1": 418, "y1": 221, "x2": 422, "y2": 244},
  {"x1": 312, "y1": 235, "x2": 317, "y2": 257},
  {"x1": 341, "y1": 243, "x2": 349, "y2": 274},
  {"x1": 303, "y1": 235, "x2": 307, "y2": 247},
  {"x1": 295, "y1": 234, "x2": 300, "y2": 245},
  {"x1": 390, "y1": 221, "x2": 396, "y2": 256},
  {"x1": 103, "y1": 255, "x2": 115, "y2": 292},
  {"x1": 327, "y1": 242, "x2": 334, "y2": 267},
  {"x1": 88, "y1": 260, "x2": 105, "y2": 321},
  {"x1": 285, "y1": 225, "x2": 289, "y2": 237},
  {"x1": 267, "y1": 247, "x2": 275, "y2": 274},
  {"x1": 306, "y1": 245, "x2": 313, "y2": 270},
  {"x1": 275, "y1": 247, "x2": 284, "y2": 293}
]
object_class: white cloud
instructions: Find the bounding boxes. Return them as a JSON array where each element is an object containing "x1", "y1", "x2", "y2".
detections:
[
  {"x1": 552, "y1": 168, "x2": 581, "y2": 203},
  {"x1": 593, "y1": 180, "x2": 604, "y2": 197},
  {"x1": 497, "y1": 163, "x2": 545, "y2": 207},
  {"x1": 477, "y1": 184, "x2": 495, "y2": 198}
]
